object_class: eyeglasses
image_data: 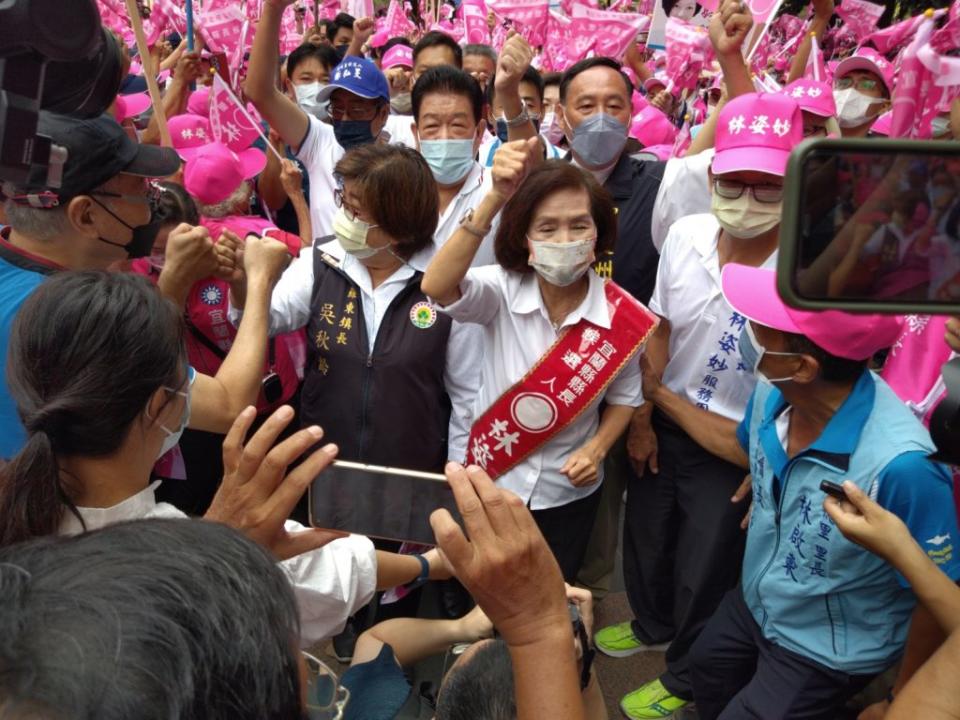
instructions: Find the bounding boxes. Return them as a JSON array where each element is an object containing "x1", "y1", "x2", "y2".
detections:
[
  {"x1": 327, "y1": 99, "x2": 382, "y2": 122},
  {"x1": 302, "y1": 652, "x2": 349, "y2": 720},
  {"x1": 713, "y1": 179, "x2": 784, "y2": 204},
  {"x1": 834, "y1": 76, "x2": 880, "y2": 93},
  {"x1": 91, "y1": 179, "x2": 163, "y2": 207},
  {"x1": 333, "y1": 187, "x2": 363, "y2": 220}
]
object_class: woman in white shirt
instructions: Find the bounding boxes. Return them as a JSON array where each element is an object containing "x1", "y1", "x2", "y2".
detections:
[
  {"x1": 0, "y1": 270, "x2": 445, "y2": 646},
  {"x1": 422, "y1": 139, "x2": 653, "y2": 580}
]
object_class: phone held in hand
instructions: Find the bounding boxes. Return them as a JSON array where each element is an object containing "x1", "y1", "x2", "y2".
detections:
[
  {"x1": 309, "y1": 460, "x2": 461, "y2": 545},
  {"x1": 819, "y1": 479, "x2": 847, "y2": 501}
]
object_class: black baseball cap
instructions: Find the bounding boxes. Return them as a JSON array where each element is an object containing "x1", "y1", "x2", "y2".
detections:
[{"x1": 27, "y1": 111, "x2": 181, "y2": 202}]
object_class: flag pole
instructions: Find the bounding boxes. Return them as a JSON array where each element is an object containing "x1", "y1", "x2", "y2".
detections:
[{"x1": 125, "y1": 0, "x2": 173, "y2": 147}]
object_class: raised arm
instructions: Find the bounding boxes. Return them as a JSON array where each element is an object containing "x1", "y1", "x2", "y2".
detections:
[
  {"x1": 496, "y1": 33, "x2": 538, "y2": 144},
  {"x1": 421, "y1": 137, "x2": 539, "y2": 304},
  {"x1": 786, "y1": 0, "x2": 834, "y2": 85},
  {"x1": 190, "y1": 235, "x2": 291, "y2": 432},
  {"x1": 244, "y1": 0, "x2": 310, "y2": 150},
  {"x1": 279, "y1": 158, "x2": 313, "y2": 246},
  {"x1": 346, "y1": 17, "x2": 375, "y2": 58}
]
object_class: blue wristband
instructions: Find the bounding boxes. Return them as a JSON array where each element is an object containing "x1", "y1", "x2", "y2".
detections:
[{"x1": 405, "y1": 554, "x2": 430, "y2": 590}]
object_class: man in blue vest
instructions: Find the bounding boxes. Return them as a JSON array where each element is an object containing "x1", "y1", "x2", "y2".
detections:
[{"x1": 640, "y1": 263, "x2": 960, "y2": 719}]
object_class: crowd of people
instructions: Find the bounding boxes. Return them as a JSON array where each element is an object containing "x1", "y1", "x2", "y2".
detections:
[{"x1": 2, "y1": 0, "x2": 960, "y2": 718}]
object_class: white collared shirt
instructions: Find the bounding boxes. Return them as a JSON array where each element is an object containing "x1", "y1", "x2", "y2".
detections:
[
  {"x1": 228, "y1": 240, "x2": 480, "y2": 462},
  {"x1": 59, "y1": 481, "x2": 378, "y2": 646},
  {"x1": 440, "y1": 267, "x2": 644, "y2": 510},
  {"x1": 651, "y1": 149, "x2": 715, "y2": 252},
  {"x1": 435, "y1": 161, "x2": 499, "y2": 266},
  {"x1": 649, "y1": 213, "x2": 776, "y2": 422}
]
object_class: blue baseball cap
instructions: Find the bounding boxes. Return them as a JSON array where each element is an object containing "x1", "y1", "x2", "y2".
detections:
[{"x1": 318, "y1": 57, "x2": 390, "y2": 104}]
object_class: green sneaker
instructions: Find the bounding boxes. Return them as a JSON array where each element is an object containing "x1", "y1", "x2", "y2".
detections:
[
  {"x1": 620, "y1": 678, "x2": 689, "y2": 719},
  {"x1": 594, "y1": 622, "x2": 671, "y2": 658}
]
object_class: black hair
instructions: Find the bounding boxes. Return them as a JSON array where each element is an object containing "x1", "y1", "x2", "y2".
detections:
[
  {"x1": 463, "y1": 44, "x2": 498, "y2": 65},
  {"x1": 486, "y1": 66, "x2": 545, "y2": 107},
  {"x1": 412, "y1": 65, "x2": 484, "y2": 124},
  {"x1": 379, "y1": 36, "x2": 414, "y2": 59},
  {"x1": 154, "y1": 180, "x2": 200, "y2": 226},
  {"x1": 0, "y1": 272, "x2": 185, "y2": 546},
  {"x1": 286, "y1": 42, "x2": 340, "y2": 78},
  {"x1": 559, "y1": 57, "x2": 633, "y2": 103},
  {"x1": 662, "y1": 0, "x2": 701, "y2": 15},
  {"x1": 436, "y1": 639, "x2": 516, "y2": 720},
  {"x1": 327, "y1": 12, "x2": 355, "y2": 43},
  {"x1": 542, "y1": 71, "x2": 562, "y2": 88},
  {"x1": 784, "y1": 333, "x2": 869, "y2": 384},
  {"x1": 413, "y1": 30, "x2": 464, "y2": 69},
  {"x1": 0, "y1": 518, "x2": 303, "y2": 719}
]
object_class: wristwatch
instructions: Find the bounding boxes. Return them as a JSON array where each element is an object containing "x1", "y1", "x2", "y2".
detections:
[
  {"x1": 460, "y1": 209, "x2": 491, "y2": 239},
  {"x1": 504, "y1": 107, "x2": 530, "y2": 128}
]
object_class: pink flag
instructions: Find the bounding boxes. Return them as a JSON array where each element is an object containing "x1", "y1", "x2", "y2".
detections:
[
  {"x1": 835, "y1": 0, "x2": 884, "y2": 42},
  {"x1": 931, "y1": 1, "x2": 960, "y2": 54},
  {"x1": 210, "y1": 74, "x2": 280, "y2": 158},
  {"x1": 745, "y1": 0, "x2": 783, "y2": 24},
  {"x1": 462, "y1": 0, "x2": 491, "y2": 44},
  {"x1": 541, "y1": 10, "x2": 589, "y2": 72},
  {"x1": 805, "y1": 32, "x2": 826, "y2": 82},
  {"x1": 343, "y1": 0, "x2": 375, "y2": 21},
  {"x1": 199, "y1": 0, "x2": 246, "y2": 54},
  {"x1": 671, "y1": 115, "x2": 692, "y2": 157},
  {"x1": 570, "y1": 5, "x2": 649, "y2": 61},
  {"x1": 889, "y1": 14, "x2": 939, "y2": 139},
  {"x1": 664, "y1": 17, "x2": 712, "y2": 94},
  {"x1": 862, "y1": 12, "x2": 937, "y2": 55},
  {"x1": 488, "y1": 0, "x2": 549, "y2": 46},
  {"x1": 385, "y1": 0, "x2": 416, "y2": 39}
]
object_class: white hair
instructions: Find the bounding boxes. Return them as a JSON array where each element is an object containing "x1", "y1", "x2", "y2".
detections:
[
  {"x1": 2, "y1": 198, "x2": 71, "y2": 241},
  {"x1": 196, "y1": 181, "x2": 253, "y2": 219}
]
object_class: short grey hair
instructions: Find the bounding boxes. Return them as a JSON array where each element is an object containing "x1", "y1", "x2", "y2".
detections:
[
  {"x1": 195, "y1": 180, "x2": 253, "y2": 219},
  {"x1": 2, "y1": 198, "x2": 71, "y2": 241},
  {"x1": 463, "y1": 44, "x2": 498, "y2": 64}
]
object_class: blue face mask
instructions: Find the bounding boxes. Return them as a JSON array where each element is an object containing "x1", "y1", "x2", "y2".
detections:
[
  {"x1": 334, "y1": 120, "x2": 376, "y2": 150},
  {"x1": 738, "y1": 323, "x2": 800, "y2": 385},
  {"x1": 420, "y1": 138, "x2": 476, "y2": 185},
  {"x1": 494, "y1": 115, "x2": 542, "y2": 143}
]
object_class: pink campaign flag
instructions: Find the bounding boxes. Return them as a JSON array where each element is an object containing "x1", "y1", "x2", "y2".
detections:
[
  {"x1": 570, "y1": 4, "x2": 649, "y2": 62},
  {"x1": 385, "y1": 0, "x2": 416, "y2": 39},
  {"x1": 889, "y1": 13, "x2": 940, "y2": 139},
  {"x1": 209, "y1": 74, "x2": 280, "y2": 158},
  {"x1": 861, "y1": 12, "x2": 945, "y2": 55},
  {"x1": 746, "y1": 0, "x2": 783, "y2": 24},
  {"x1": 931, "y1": 1, "x2": 960, "y2": 54},
  {"x1": 462, "y1": 0, "x2": 491, "y2": 44},
  {"x1": 834, "y1": 0, "x2": 884, "y2": 42},
  {"x1": 541, "y1": 10, "x2": 589, "y2": 72},
  {"x1": 199, "y1": 0, "x2": 246, "y2": 54},
  {"x1": 488, "y1": 0, "x2": 550, "y2": 46},
  {"x1": 343, "y1": 0, "x2": 375, "y2": 21},
  {"x1": 805, "y1": 32, "x2": 826, "y2": 82},
  {"x1": 664, "y1": 17, "x2": 712, "y2": 94}
]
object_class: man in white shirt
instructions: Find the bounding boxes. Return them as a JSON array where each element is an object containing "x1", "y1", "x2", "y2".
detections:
[
  {"x1": 245, "y1": 1, "x2": 399, "y2": 238},
  {"x1": 594, "y1": 92, "x2": 804, "y2": 720}
]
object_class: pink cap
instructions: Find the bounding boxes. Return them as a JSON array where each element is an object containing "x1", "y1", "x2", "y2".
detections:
[
  {"x1": 630, "y1": 106, "x2": 678, "y2": 147},
  {"x1": 713, "y1": 93, "x2": 803, "y2": 178},
  {"x1": 644, "y1": 73, "x2": 668, "y2": 93},
  {"x1": 870, "y1": 110, "x2": 892, "y2": 136},
  {"x1": 781, "y1": 79, "x2": 836, "y2": 118},
  {"x1": 183, "y1": 142, "x2": 267, "y2": 205},
  {"x1": 721, "y1": 265, "x2": 902, "y2": 361},
  {"x1": 381, "y1": 44, "x2": 413, "y2": 70},
  {"x1": 835, "y1": 47, "x2": 894, "y2": 96},
  {"x1": 114, "y1": 92, "x2": 152, "y2": 122},
  {"x1": 631, "y1": 90, "x2": 649, "y2": 116},
  {"x1": 168, "y1": 114, "x2": 214, "y2": 158},
  {"x1": 187, "y1": 87, "x2": 212, "y2": 117}
]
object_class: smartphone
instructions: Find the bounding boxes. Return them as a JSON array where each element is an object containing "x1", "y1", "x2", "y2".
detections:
[
  {"x1": 819, "y1": 479, "x2": 847, "y2": 500},
  {"x1": 778, "y1": 138, "x2": 960, "y2": 315},
  {"x1": 308, "y1": 460, "x2": 461, "y2": 545}
]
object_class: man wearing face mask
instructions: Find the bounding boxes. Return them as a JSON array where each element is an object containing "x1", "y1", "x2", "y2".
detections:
[
  {"x1": 669, "y1": 264, "x2": 959, "y2": 720},
  {"x1": 595, "y1": 93, "x2": 804, "y2": 720},
  {"x1": 0, "y1": 111, "x2": 189, "y2": 459},
  {"x1": 832, "y1": 47, "x2": 893, "y2": 138},
  {"x1": 481, "y1": 66, "x2": 564, "y2": 167},
  {"x1": 284, "y1": 43, "x2": 339, "y2": 121},
  {"x1": 246, "y1": 1, "x2": 395, "y2": 237}
]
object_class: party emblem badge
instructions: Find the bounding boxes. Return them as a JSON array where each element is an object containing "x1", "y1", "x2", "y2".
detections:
[
  {"x1": 410, "y1": 301, "x2": 437, "y2": 329},
  {"x1": 200, "y1": 284, "x2": 223, "y2": 306}
]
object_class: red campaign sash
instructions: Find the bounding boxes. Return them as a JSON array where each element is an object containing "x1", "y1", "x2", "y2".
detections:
[{"x1": 466, "y1": 280, "x2": 658, "y2": 480}]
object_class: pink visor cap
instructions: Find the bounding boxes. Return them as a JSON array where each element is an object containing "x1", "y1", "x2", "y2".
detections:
[
  {"x1": 183, "y1": 142, "x2": 267, "y2": 205},
  {"x1": 720, "y1": 264, "x2": 902, "y2": 361},
  {"x1": 382, "y1": 44, "x2": 413, "y2": 70},
  {"x1": 169, "y1": 114, "x2": 215, "y2": 158},
  {"x1": 713, "y1": 93, "x2": 804, "y2": 177},
  {"x1": 644, "y1": 73, "x2": 668, "y2": 93},
  {"x1": 114, "y1": 92, "x2": 152, "y2": 123},
  {"x1": 782, "y1": 79, "x2": 836, "y2": 118},
  {"x1": 834, "y1": 47, "x2": 894, "y2": 96}
]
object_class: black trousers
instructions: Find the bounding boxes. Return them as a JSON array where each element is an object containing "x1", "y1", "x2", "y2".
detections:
[
  {"x1": 623, "y1": 411, "x2": 747, "y2": 699},
  {"x1": 532, "y1": 487, "x2": 604, "y2": 582},
  {"x1": 690, "y1": 588, "x2": 875, "y2": 720}
]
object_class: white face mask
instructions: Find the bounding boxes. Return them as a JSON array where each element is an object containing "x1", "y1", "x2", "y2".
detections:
[
  {"x1": 333, "y1": 206, "x2": 381, "y2": 259},
  {"x1": 711, "y1": 193, "x2": 781, "y2": 239},
  {"x1": 527, "y1": 237, "x2": 596, "y2": 287},
  {"x1": 833, "y1": 87, "x2": 883, "y2": 129},
  {"x1": 147, "y1": 368, "x2": 192, "y2": 460},
  {"x1": 540, "y1": 111, "x2": 564, "y2": 145},
  {"x1": 295, "y1": 81, "x2": 329, "y2": 120}
]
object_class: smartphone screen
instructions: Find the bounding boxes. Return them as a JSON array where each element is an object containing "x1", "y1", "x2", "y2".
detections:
[
  {"x1": 781, "y1": 139, "x2": 960, "y2": 314},
  {"x1": 309, "y1": 461, "x2": 461, "y2": 545}
]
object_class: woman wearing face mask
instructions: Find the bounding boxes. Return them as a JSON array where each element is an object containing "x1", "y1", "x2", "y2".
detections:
[
  {"x1": 422, "y1": 145, "x2": 652, "y2": 581},
  {"x1": 0, "y1": 270, "x2": 450, "y2": 645},
  {"x1": 229, "y1": 142, "x2": 479, "y2": 478}
]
